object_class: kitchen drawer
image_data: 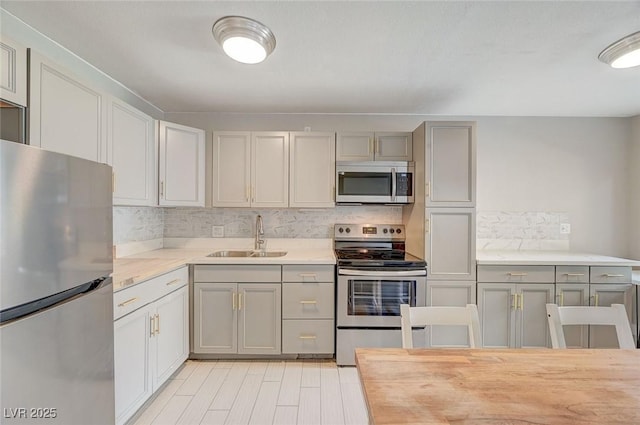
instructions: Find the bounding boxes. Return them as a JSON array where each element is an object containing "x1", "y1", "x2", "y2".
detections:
[
  {"x1": 282, "y1": 320, "x2": 335, "y2": 354},
  {"x1": 114, "y1": 266, "x2": 188, "y2": 320},
  {"x1": 590, "y1": 266, "x2": 632, "y2": 284},
  {"x1": 477, "y1": 265, "x2": 555, "y2": 283},
  {"x1": 282, "y1": 265, "x2": 334, "y2": 283},
  {"x1": 193, "y1": 265, "x2": 281, "y2": 283},
  {"x1": 555, "y1": 266, "x2": 590, "y2": 283},
  {"x1": 282, "y1": 282, "x2": 334, "y2": 319}
]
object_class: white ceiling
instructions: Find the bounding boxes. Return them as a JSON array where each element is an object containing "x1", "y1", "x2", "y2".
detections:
[{"x1": 3, "y1": 1, "x2": 640, "y2": 117}]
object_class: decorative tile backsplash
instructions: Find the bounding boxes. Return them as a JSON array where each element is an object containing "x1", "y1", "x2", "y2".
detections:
[
  {"x1": 163, "y1": 206, "x2": 403, "y2": 239},
  {"x1": 113, "y1": 207, "x2": 164, "y2": 244},
  {"x1": 477, "y1": 211, "x2": 570, "y2": 250}
]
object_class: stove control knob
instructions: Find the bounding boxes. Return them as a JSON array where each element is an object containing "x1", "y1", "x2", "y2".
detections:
[
  {"x1": 390, "y1": 228, "x2": 395, "y2": 234},
  {"x1": 383, "y1": 228, "x2": 388, "y2": 234},
  {"x1": 345, "y1": 228, "x2": 351, "y2": 233},
  {"x1": 396, "y1": 228, "x2": 402, "y2": 234},
  {"x1": 338, "y1": 227, "x2": 344, "y2": 233}
]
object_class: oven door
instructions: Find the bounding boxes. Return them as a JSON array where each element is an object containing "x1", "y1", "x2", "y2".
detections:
[{"x1": 337, "y1": 269, "x2": 426, "y2": 328}]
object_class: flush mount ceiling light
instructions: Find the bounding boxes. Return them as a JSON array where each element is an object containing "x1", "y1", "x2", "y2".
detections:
[
  {"x1": 212, "y1": 16, "x2": 276, "y2": 64},
  {"x1": 598, "y1": 31, "x2": 640, "y2": 69}
]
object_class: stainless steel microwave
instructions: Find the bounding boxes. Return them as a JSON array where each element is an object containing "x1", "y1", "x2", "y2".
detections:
[{"x1": 336, "y1": 162, "x2": 414, "y2": 204}]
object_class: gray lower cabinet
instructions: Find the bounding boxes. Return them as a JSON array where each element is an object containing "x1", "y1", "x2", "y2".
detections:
[
  {"x1": 555, "y1": 266, "x2": 635, "y2": 348},
  {"x1": 425, "y1": 281, "x2": 476, "y2": 347},
  {"x1": 281, "y1": 265, "x2": 335, "y2": 355},
  {"x1": 477, "y1": 265, "x2": 555, "y2": 348},
  {"x1": 192, "y1": 265, "x2": 282, "y2": 355}
]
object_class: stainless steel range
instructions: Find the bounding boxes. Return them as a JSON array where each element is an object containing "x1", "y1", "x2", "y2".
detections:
[{"x1": 334, "y1": 224, "x2": 427, "y2": 366}]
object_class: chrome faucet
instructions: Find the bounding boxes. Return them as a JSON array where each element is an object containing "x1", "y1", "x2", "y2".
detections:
[{"x1": 255, "y1": 215, "x2": 265, "y2": 250}]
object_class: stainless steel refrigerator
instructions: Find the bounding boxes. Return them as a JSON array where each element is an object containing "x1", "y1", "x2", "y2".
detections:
[{"x1": 0, "y1": 140, "x2": 115, "y2": 424}]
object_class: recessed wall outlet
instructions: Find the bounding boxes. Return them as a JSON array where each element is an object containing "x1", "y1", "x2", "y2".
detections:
[
  {"x1": 212, "y1": 225, "x2": 224, "y2": 238},
  {"x1": 560, "y1": 223, "x2": 571, "y2": 234}
]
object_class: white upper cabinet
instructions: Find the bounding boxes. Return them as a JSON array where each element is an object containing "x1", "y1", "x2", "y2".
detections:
[
  {"x1": 0, "y1": 35, "x2": 27, "y2": 106},
  {"x1": 289, "y1": 132, "x2": 336, "y2": 208},
  {"x1": 336, "y1": 131, "x2": 412, "y2": 161},
  {"x1": 211, "y1": 131, "x2": 289, "y2": 208},
  {"x1": 107, "y1": 97, "x2": 156, "y2": 206},
  {"x1": 158, "y1": 120, "x2": 205, "y2": 207},
  {"x1": 422, "y1": 121, "x2": 476, "y2": 207},
  {"x1": 29, "y1": 51, "x2": 106, "y2": 162}
]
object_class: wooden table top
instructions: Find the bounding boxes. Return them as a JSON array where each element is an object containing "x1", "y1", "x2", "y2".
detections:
[{"x1": 355, "y1": 348, "x2": 640, "y2": 425}]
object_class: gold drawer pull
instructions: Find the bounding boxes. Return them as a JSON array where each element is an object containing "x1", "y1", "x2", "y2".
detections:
[
  {"x1": 603, "y1": 274, "x2": 625, "y2": 278},
  {"x1": 299, "y1": 273, "x2": 318, "y2": 280},
  {"x1": 118, "y1": 297, "x2": 139, "y2": 307},
  {"x1": 565, "y1": 273, "x2": 585, "y2": 277},
  {"x1": 166, "y1": 278, "x2": 181, "y2": 286},
  {"x1": 508, "y1": 272, "x2": 527, "y2": 277},
  {"x1": 300, "y1": 300, "x2": 318, "y2": 305},
  {"x1": 299, "y1": 335, "x2": 317, "y2": 340}
]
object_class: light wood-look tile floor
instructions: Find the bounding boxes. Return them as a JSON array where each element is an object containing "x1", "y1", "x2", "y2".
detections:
[{"x1": 132, "y1": 360, "x2": 369, "y2": 425}]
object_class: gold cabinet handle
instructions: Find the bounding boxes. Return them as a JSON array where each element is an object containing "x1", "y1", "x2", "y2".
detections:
[
  {"x1": 557, "y1": 291, "x2": 564, "y2": 306},
  {"x1": 155, "y1": 314, "x2": 160, "y2": 335},
  {"x1": 425, "y1": 182, "x2": 430, "y2": 198},
  {"x1": 150, "y1": 315, "x2": 156, "y2": 337},
  {"x1": 375, "y1": 138, "x2": 380, "y2": 154},
  {"x1": 300, "y1": 300, "x2": 317, "y2": 305},
  {"x1": 603, "y1": 274, "x2": 625, "y2": 278},
  {"x1": 518, "y1": 293, "x2": 523, "y2": 310},
  {"x1": 298, "y1": 335, "x2": 317, "y2": 340},
  {"x1": 166, "y1": 278, "x2": 181, "y2": 286},
  {"x1": 508, "y1": 272, "x2": 528, "y2": 277},
  {"x1": 594, "y1": 294, "x2": 599, "y2": 306},
  {"x1": 232, "y1": 292, "x2": 237, "y2": 310},
  {"x1": 299, "y1": 273, "x2": 318, "y2": 281},
  {"x1": 368, "y1": 138, "x2": 373, "y2": 155},
  {"x1": 238, "y1": 293, "x2": 243, "y2": 310},
  {"x1": 565, "y1": 273, "x2": 585, "y2": 277},
  {"x1": 118, "y1": 297, "x2": 139, "y2": 307},
  {"x1": 511, "y1": 293, "x2": 517, "y2": 310}
]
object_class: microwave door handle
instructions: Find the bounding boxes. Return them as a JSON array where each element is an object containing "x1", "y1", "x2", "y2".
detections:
[{"x1": 391, "y1": 168, "x2": 396, "y2": 201}]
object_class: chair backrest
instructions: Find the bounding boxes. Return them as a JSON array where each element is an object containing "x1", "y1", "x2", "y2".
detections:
[
  {"x1": 546, "y1": 303, "x2": 635, "y2": 349},
  {"x1": 400, "y1": 304, "x2": 482, "y2": 349}
]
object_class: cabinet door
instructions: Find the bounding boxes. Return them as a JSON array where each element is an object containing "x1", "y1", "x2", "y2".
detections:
[
  {"x1": 1, "y1": 35, "x2": 27, "y2": 106},
  {"x1": 29, "y1": 51, "x2": 106, "y2": 162},
  {"x1": 252, "y1": 132, "x2": 289, "y2": 207},
  {"x1": 193, "y1": 282, "x2": 237, "y2": 354},
  {"x1": 589, "y1": 284, "x2": 635, "y2": 348},
  {"x1": 425, "y1": 208, "x2": 476, "y2": 280},
  {"x1": 426, "y1": 281, "x2": 476, "y2": 347},
  {"x1": 158, "y1": 120, "x2": 205, "y2": 207},
  {"x1": 108, "y1": 97, "x2": 156, "y2": 206},
  {"x1": 477, "y1": 283, "x2": 516, "y2": 348},
  {"x1": 114, "y1": 307, "x2": 152, "y2": 425},
  {"x1": 211, "y1": 131, "x2": 251, "y2": 207},
  {"x1": 289, "y1": 132, "x2": 336, "y2": 207},
  {"x1": 153, "y1": 286, "x2": 188, "y2": 389},
  {"x1": 517, "y1": 284, "x2": 554, "y2": 348},
  {"x1": 238, "y1": 283, "x2": 282, "y2": 355},
  {"x1": 425, "y1": 121, "x2": 476, "y2": 207},
  {"x1": 336, "y1": 132, "x2": 374, "y2": 161},
  {"x1": 555, "y1": 283, "x2": 589, "y2": 348},
  {"x1": 375, "y1": 132, "x2": 412, "y2": 161}
]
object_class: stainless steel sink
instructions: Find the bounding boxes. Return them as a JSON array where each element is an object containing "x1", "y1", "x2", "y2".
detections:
[{"x1": 206, "y1": 250, "x2": 287, "y2": 258}]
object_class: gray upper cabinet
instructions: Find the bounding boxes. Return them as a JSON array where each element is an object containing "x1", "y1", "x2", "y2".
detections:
[
  {"x1": 336, "y1": 131, "x2": 412, "y2": 161},
  {"x1": 422, "y1": 121, "x2": 476, "y2": 207},
  {"x1": 0, "y1": 35, "x2": 27, "y2": 106},
  {"x1": 158, "y1": 120, "x2": 205, "y2": 207},
  {"x1": 29, "y1": 51, "x2": 106, "y2": 162},
  {"x1": 289, "y1": 132, "x2": 336, "y2": 208},
  {"x1": 425, "y1": 207, "x2": 476, "y2": 281},
  {"x1": 108, "y1": 97, "x2": 156, "y2": 206}
]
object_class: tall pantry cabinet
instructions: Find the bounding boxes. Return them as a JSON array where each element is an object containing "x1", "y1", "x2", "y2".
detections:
[{"x1": 403, "y1": 121, "x2": 477, "y2": 347}]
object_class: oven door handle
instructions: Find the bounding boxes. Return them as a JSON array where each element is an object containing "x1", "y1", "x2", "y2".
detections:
[{"x1": 338, "y1": 269, "x2": 426, "y2": 277}]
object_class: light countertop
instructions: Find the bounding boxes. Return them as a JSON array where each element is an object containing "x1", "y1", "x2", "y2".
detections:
[
  {"x1": 477, "y1": 250, "x2": 640, "y2": 267},
  {"x1": 113, "y1": 238, "x2": 336, "y2": 292}
]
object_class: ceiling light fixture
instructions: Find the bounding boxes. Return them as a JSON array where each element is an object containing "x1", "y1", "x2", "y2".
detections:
[
  {"x1": 598, "y1": 31, "x2": 640, "y2": 69},
  {"x1": 212, "y1": 16, "x2": 276, "y2": 65}
]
